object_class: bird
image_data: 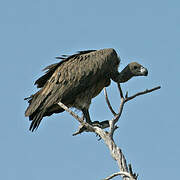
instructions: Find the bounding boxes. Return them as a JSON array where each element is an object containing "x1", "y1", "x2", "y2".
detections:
[{"x1": 25, "y1": 48, "x2": 148, "y2": 131}]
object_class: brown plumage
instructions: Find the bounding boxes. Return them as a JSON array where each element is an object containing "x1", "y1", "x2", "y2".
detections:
[{"x1": 25, "y1": 48, "x2": 148, "y2": 131}]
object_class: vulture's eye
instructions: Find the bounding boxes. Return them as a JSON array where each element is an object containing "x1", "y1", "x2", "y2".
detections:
[{"x1": 134, "y1": 66, "x2": 138, "y2": 70}]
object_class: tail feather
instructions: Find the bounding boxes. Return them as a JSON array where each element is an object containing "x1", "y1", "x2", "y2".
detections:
[
  {"x1": 25, "y1": 92, "x2": 65, "y2": 131},
  {"x1": 28, "y1": 104, "x2": 65, "y2": 131},
  {"x1": 29, "y1": 110, "x2": 44, "y2": 132}
]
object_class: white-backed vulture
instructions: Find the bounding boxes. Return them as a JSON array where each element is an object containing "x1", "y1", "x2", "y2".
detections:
[{"x1": 25, "y1": 48, "x2": 148, "y2": 131}]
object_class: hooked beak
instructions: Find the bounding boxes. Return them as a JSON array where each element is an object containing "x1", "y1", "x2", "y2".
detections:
[{"x1": 140, "y1": 67, "x2": 148, "y2": 76}]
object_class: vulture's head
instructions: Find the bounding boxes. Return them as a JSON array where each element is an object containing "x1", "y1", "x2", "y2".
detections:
[
  {"x1": 113, "y1": 62, "x2": 148, "y2": 83},
  {"x1": 128, "y1": 62, "x2": 148, "y2": 77}
]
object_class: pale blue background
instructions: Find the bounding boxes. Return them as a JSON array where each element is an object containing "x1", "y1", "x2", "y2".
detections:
[{"x1": 0, "y1": 0, "x2": 179, "y2": 179}]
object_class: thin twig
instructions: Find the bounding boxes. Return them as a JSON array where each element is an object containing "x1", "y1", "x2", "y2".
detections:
[
  {"x1": 115, "y1": 83, "x2": 125, "y2": 124},
  {"x1": 104, "y1": 88, "x2": 117, "y2": 116},
  {"x1": 109, "y1": 84, "x2": 125, "y2": 137},
  {"x1": 117, "y1": 83, "x2": 124, "y2": 98},
  {"x1": 129, "y1": 164, "x2": 138, "y2": 179},
  {"x1": 108, "y1": 85, "x2": 161, "y2": 136},
  {"x1": 103, "y1": 171, "x2": 133, "y2": 180},
  {"x1": 125, "y1": 86, "x2": 161, "y2": 102}
]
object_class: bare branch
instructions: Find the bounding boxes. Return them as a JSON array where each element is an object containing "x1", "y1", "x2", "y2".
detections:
[
  {"x1": 125, "y1": 91, "x2": 128, "y2": 98},
  {"x1": 129, "y1": 164, "x2": 138, "y2": 179},
  {"x1": 103, "y1": 171, "x2": 134, "y2": 180},
  {"x1": 94, "y1": 125, "x2": 132, "y2": 180},
  {"x1": 125, "y1": 86, "x2": 161, "y2": 102},
  {"x1": 58, "y1": 85, "x2": 161, "y2": 180},
  {"x1": 117, "y1": 83, "x2": 124, "y2": 98},
  {"x1": 104, "y1": 88, "x2": 117, "y2": 116},
  {"x1": 58, "y1": 102, "x2": 96, "y2": 135},
  {"x1": 72, "y1": 124, "x2": 89, "y2": 136},
  {"x1": 109, "y1": 84, "x2": 125, "y2": 137},
  {"x1": 108, "y1": 85, "x2": 161, "y2": 137},
  {"x1": 58, "y1": 102, "x2": 83, "y2": 123}
]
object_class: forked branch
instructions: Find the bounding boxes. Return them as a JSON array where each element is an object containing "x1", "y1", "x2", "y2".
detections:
[
  {"x1": 58, "y1": 84, "x2": 161, "y2": 180},
  {"x1": 106, "y1": 84, "x2": 160, "y2": 137}
]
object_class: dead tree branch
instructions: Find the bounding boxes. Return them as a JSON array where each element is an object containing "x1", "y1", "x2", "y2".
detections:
[
  {"x1": 103, "y1": 171, "x2": 135, "y2": 180},
  {"x1": 104, "y1": 88, "x2": 117, "y2": 116},
  {"x1": 58, "y1": 84, "x2": 161, "y2": 180},
  {"x1": 125, "y1": 86, "x2": 161, "y2": 102},
  {"x1": 58, "y1": 102, "x2": 84, "y2": 123}
]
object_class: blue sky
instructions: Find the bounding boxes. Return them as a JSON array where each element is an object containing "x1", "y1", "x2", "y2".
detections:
[{"x1": 0, "y1": 0, "x2": 179, "y2": 179}]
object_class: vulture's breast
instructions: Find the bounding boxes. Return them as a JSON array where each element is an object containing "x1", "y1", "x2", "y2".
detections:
[{"x1": 72, "y1": 77, "x2": 111, "y2": 110}]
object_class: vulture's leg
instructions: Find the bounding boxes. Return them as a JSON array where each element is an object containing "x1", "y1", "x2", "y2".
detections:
[
  {"x1": 82, "y1": 108, "x2": 92, "y2": 123},
  {"x1": 82, "y1": 108, "x2": 104, "y2": 127},
  {"x1": 82, "y1": 109, "x2": 110, "y2": 129}
]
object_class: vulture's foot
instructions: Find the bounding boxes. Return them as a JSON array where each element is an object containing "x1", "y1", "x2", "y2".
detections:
[
  {"x1": 72, "y1": 120, "x2": 110, "y2": 136},
  {"x1": 91, "y1": 120, "x2": 109, "y2": 129}
]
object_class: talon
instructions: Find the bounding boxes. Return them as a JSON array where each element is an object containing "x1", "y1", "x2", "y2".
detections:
[
  {"x1": 91, "y1": 121, "x2": 102, "y2": 128},
  {"x1": 90, "y1": 120, "x2": 110, "y2": 129},
  {"x1": 100, "y1": 120, "x2": 109, "y2": 129}
]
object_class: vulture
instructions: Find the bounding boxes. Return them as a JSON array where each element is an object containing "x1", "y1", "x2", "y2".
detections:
[{"x1": 25, "y1": 48, "x2": 148, "y2": 131}]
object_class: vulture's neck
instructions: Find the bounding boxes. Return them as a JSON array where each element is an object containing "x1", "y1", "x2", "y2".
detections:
[{"x1": 111, "y1": 66, "x2": 134, "y2": 83}]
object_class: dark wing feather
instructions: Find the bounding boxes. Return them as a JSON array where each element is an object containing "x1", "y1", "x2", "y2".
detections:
[
  {"x1": 35, "y1": 50, "x2": 96, "y2": 88},
  {"x1": 55, "y1": 50, "x2": 96, "y2": 60},
  {"x1": 25, "y1": 48, "x2": 119, "y2": 131}
]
